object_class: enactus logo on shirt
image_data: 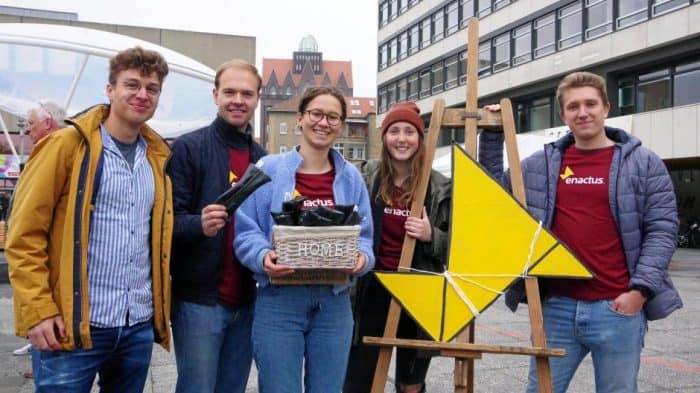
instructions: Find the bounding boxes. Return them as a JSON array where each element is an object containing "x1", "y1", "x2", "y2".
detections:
[
  {"x1": 560, "y1": 166, "x2": 604, "y2": 185},
  {"x1": 384, "y1": 206, "x2": 410, "y2": 217}
]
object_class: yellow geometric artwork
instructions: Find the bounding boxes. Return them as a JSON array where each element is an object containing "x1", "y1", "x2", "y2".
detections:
[{"x1": 375, "y1": 144, "x2": 592, "y2": 342}]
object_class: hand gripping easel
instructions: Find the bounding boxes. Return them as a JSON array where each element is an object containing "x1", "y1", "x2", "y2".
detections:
[{"x1": 366, "y1": 18, "x2": 559, "y2": 393}]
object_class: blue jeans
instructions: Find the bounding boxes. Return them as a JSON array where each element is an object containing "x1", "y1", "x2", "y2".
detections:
[
  {"x1": 172, "y1": 300, "x2": 253, "y2": 393},
  {"x1": 527, "y1": 296, "x2": 646, "y2": 393},
  {"x1": 32, "y1": 320, "x2": 154, "y2": 393},
  {"x1": 253, "y1": 285, "x2": 353, "y2": 393}
]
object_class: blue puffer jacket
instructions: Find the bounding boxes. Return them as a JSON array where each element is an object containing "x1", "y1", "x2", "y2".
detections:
[
  {"x1": 234, "y1": 147, "x2": 375, "y2": 292},
  {"x1": 479, "y1": 127, "x2": 682, "y2": 320}
]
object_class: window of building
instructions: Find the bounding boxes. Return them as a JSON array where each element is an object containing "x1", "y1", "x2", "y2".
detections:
[
  {"x1": 408, "y1": 73, "x2": 419, "y2": 101},
  {"x1": 421, "y1": 17, "x2": 432, "y2": 48},
  {"x1": 333, "y1": 143, "x2": 344, "y2": 156},
  {"x1": 617, "y1": 0, "x2": 648, "y2": 29},
  {"x1": 351, "y1": 99, "x2": 360, "y2": 106},
  {"x1": 459, "y1": 51, "x2": 467, "y2": 85},
  {"x1": 585, "y1": 0, "x2": 613, "y2": 40},
  {"x1": 652, "y1": 0, "x2": 688, "y2": 16},
  {"x1": 446, "y1": 1, "x2": 460, "y2": 35},
  {"x1": 349, "y1": 125, "x2": 365, "y2": 137},
  {"x1": 279, "y1": 144, "x2": 288, "y2": 153},
  {"x1": 419, "y1": 68, "x2": 431, "y2": 98},
  {"x1": 618, "y1": 78, "x2": 636, "y2": 115},
  {"x1": 636, "y1": 68, "x2": 672, "y2": 112},
  {"x1": 379, "y1": 44, "x2": 388, "y2": 69},
  {"x1": 399, "y1": 31, "x2": 409, "y2": 60},
  {"x1": 389, "y1": 38, "x2": 398, "y2": 65},
  {"x1": 409, "y1": 25, "x2": 421, "y2": 55},
  {"x1": 378, "y1": 87, "x2": 388, "y2": 113},
  {"x1": 460, "y1": 0, "x2": 475, "y2": 28},
  {"x1": 279, "y1": 122, "x2": 288, "y2": 135},
  {"x1": 432, "y1": 61, "x2": 444, "y2": 94},
  {"x1": 492, "y1": 32, "x2": 510, "y2": 73},
  {"x1": 477, "y1": 0, "x2": 491, "y2": 18},
  {"x1": 445, "y1": 54, "x2": 459, "y2": 89},
  {"x1": 674, "y1": 60, "x2": 700, "y2": 106},
  {"x1": 478, "y1": 42, "x2": 491, "y2": 77},
  {"x1": 349, "y1": 144, "x2": 366, "y2": 160},
  {"x1": 387, "y1": 82, "x2": 397, "y2": 107},
  {"x1": 400, "y1": 0, "x2": 408, "y2": 13},
  {"x1": 517, "y1": 96, "x2": 554, "y2": 132},
  {"x1": 294, "y1": 123, "x2": 302, "y2": 135},
  {"x1": 380, "y1": 2, "x2": 389, "y2": 27},
  {"x1": 369, "y1": 100, "x2": 375, "y2": 107},
  {"x1": 512, "y1": 23, "x2": 532, "y2": 65},
  {"x1": 433, "y1": 9, "x2": 445, "y2": 42},
  {"x1": 558, "y1": 2, "x2": 583, "y2": 49},
  {"x1": 398, "y1": 78, "x2": 408, "y2": 101},
  {"x1": 534, "y1": 13, "x2": 556, "y2": 58},
  {"x1": 390, "y1": 0, "x2": 399, "y2": 20},
  {"x1": 494, "y1": 0, "x2": 510, "y2": 10}
]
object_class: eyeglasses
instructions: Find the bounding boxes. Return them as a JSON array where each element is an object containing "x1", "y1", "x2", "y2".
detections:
[
  {"x1": 121, "y1": 80, "x2": 161, "y2": 97},
  {"x1": 304, "y1": 109, "x2": 342, "y2": 126}
]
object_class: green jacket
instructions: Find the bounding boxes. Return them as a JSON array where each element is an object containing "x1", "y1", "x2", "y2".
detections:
[{"x1": 7, "y1": 105, "x2": 173, "y2": 350}]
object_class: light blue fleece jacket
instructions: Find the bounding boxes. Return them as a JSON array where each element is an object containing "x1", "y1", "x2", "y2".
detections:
[{"x1": 234, "y1": 147, "x2": 375, "y2": 292}]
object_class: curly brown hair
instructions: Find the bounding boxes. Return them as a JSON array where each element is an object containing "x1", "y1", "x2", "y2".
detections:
[{"x1": 108, "y1": 46, "x2": 169, "y2": 85}]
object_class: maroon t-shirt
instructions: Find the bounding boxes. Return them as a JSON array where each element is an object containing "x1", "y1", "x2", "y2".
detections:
[
  {"x1": 218, "y1": 148, "x2": 256, "y2": 306},
  {"x1": 295, "y1": 169, "x2": 336, "y2": 210},
  {"x1": 546, "y1": 144, "x2": 629, "y2": 301},
  {"x1": 378, "y1": 187, "x2": 410, "y2": 271}
]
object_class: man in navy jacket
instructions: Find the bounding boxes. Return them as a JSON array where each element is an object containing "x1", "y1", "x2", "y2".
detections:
[{"x1": 167, "y1": 59, "x2": 266, "y2": 393}]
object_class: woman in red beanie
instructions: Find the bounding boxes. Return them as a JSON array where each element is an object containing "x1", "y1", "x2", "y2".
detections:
[{"x1": 344, "y1": 102, "x2": 451, "y2": 393}]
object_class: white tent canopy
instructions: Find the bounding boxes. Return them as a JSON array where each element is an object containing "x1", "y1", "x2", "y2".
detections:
[{"x1": 0, "y1": 23, "x2": 216, "y2": 139}]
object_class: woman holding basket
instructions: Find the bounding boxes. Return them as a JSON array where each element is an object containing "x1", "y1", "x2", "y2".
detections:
[{"x1": 235, "y1": 86, "x2": 375, "y2": 393}]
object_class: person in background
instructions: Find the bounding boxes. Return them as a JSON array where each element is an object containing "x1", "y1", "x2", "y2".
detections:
[
  {"x1": 479, "y1": 71, "x2": 682, "y2": 393},
  {"x1": 235, "y1": 86, "x2": 375, "y2": 392},
  {"x1": 168, "y1": 59, "x2": 265, "y2": 393},
  {"x1": 6, "y1": 46, "x2": 173, "y2": 393},
  {"x1": 10, "y1": 99, "x2": 67, "y2": 378},
  {"x1": 344, "y1": 102, "x2": 451, "y2": 393},
  {"x1": 25, "y1": 99, "x2": 66, "y2": 145}
]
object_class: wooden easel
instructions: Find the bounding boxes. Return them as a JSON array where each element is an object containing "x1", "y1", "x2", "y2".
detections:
[{"x1": 367, "y1": 18, "x2": 556, "y2": 393}]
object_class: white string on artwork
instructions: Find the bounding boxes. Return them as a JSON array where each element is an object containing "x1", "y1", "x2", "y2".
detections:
[{"x1": 395, "y1": 220, "x2": 546, "y2": 317}]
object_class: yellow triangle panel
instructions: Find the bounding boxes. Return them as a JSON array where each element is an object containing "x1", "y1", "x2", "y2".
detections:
[
  {"x1": 528, "y1": 244, "x2": 593, "y2": 278},
  {"x1": 374, "y1": 272, "x2": 446, "y2": 341}
]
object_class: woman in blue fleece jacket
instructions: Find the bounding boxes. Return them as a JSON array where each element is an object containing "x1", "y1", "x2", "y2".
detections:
[{"x1": 234, "y1": 86, "x2": 375, "y2": 393}]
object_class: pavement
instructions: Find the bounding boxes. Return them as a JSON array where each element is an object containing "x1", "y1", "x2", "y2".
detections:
[{"x1": 0, "y1": 248, "x2": 699, "y2": 392}]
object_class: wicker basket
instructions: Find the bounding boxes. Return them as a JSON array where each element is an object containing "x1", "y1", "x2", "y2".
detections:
[{"x1": 272, "y1": 225, "x2": 360, "y2": 269}]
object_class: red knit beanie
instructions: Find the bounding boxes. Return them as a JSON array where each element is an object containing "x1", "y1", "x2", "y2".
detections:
[{"x1": 381, "y1": 102, "x2": 424, "y2": 136}]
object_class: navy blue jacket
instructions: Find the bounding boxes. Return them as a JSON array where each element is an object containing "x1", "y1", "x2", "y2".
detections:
[
  {"x1": 480, "y1": 127, "x2": 682, "y2": 321},
  {"x1": 168, "y1": 116, "x2": 266, "y2": 305}
]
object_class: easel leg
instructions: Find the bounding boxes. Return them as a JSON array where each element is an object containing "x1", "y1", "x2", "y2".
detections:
[{"x1": 454, "y1": 324, "x2": 475, "y2": 393}]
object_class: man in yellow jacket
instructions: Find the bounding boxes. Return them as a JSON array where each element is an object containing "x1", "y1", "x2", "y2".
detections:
[{"x1": 6, "y1": 46, "x2": 173, "y2": 393}]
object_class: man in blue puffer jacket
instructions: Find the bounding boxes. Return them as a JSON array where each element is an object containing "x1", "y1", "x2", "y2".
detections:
[{"x1": 479, "y1": 71, "x2": 682, "y2": 393}]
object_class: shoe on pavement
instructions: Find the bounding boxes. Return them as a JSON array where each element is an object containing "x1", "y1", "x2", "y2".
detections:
[{"x1": 13, "y1": 343, "x2": 32, "y2": 356}]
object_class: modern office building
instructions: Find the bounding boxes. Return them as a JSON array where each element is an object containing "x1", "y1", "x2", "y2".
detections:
[{"x1": 377, "y1": 0, "x2": 700, "y2": 239}]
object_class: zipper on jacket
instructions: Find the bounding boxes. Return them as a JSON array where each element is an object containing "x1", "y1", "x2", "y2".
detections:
[
  {"x1": 72, "y1": 143, "x2": 92, "y2": 349},
  {"x1": 157, "y1": 154, "x2": 171, "y2": 341}
]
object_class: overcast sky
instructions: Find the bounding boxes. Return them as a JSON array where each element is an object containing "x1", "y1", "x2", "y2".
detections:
[{"x1": 4, "y1": 0, "x2": 379, "y2": 97}]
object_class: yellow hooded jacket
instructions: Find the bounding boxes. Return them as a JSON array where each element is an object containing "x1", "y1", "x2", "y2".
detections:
[{"x1": 6, "y1": 105, "x2": 173, "y2": 350}]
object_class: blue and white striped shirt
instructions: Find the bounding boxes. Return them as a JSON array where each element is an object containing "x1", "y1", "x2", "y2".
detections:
[{"x1": 87, "y1": 125, "x2": 155, "y2": 328}]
